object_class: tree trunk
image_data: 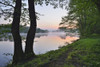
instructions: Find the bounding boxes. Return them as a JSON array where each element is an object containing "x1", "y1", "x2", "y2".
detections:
[
  {"x1": 11, "y1": 0, "x2": 24, "y2": 64},
  {"x1": 25, "y1": 0, "x2": 36, "y2": 59}
]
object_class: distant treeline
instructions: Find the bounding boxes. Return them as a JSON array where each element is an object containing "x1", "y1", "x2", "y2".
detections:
[
  {"x1": 58, "y1": 27, "x2": 79, "y2": 33},
  {"x1": 0, "y1": 24, "x2": 48, "y2": 34}
]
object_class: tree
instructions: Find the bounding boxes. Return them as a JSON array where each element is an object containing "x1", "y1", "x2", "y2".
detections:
[
  {"x1": 25, "y1": 0, "x2": 36, "y2": 59},
  {"x1": 11, "y1": 0, "x2": 24, "y2": 64},
  {"x1": 60, "y1": 0, "x2": 100, "y2": 37},
  {"x1": 24, "y1": 0, "x2": 69, "y2": 59},
  {"x1": 0, "y1": 0, "x2": 70, "y2": 64}
]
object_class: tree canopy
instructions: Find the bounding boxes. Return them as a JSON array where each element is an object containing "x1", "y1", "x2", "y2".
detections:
[{"x1": 60, "y1": 0, "x2": 100, "y2": 37}]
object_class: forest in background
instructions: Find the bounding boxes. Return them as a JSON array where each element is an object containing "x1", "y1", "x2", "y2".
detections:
[{"x1": 0, "y1": 24, "x2": 48, "y2": 34}]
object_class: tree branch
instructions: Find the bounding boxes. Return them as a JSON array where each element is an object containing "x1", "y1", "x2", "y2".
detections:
[{"x1": 0, "y1": 1, "x2": 14, "y2": 8}]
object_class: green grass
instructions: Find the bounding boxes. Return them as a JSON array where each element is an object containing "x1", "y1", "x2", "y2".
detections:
[
  {"x1": 66, "y1": 38, "x2": 100, "y2": 67},
  {"x1": 7, "y1": 36, "x2": 100, "y2": 67}
]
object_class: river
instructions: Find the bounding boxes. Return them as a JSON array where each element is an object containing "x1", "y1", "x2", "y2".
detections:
[{"x1": 0, "y1": 32, "x2": 79, "y2": 67}]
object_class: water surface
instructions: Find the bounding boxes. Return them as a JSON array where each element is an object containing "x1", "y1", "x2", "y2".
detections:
[{"x1": 0, "y1": 32, "x2": 79, "y2": 67}]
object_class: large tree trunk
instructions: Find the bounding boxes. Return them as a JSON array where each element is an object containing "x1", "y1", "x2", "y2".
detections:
[
  {"x1": 25, "y1": 0, "x2": 36, "y2": 59},
  {"x1": 11, "y1": 0, "x2": 24, "y2": 64}
]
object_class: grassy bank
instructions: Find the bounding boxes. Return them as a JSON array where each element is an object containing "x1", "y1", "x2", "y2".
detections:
[{"x1": 7, "y1": 36, "x2": 100, "y2": 67}]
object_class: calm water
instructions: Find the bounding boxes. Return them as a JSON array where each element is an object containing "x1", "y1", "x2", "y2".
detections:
[{"x1": 0, "y1": 32, "x2": 79, "y2": 67}]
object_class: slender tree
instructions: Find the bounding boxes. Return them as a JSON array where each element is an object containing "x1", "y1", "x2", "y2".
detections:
[
  {"x1": 25, "y1": 0, "x2": 36, "y2": 59},
  {"x1": 11, "y1": 0, "x2": 24, "y2": 64}
]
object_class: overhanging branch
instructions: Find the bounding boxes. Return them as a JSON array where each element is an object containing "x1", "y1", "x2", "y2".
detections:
[{"x1": 0, "y1": 1, "x2": 14, "y2": 8}]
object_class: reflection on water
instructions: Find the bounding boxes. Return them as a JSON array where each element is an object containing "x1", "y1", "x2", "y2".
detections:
[
  {"x1": 0, "y1": 32, "x2": 79, "y2": 67},
  {"x1": 34, "y1": 35, "x2": 79, "y2": 54},
  {"x1": 0, "y1": 33, "x2": 48, "y2": 41}
]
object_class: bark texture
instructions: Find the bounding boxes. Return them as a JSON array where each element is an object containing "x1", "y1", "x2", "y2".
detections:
[
  {"x1": 25, "y1": 0, "x2": 36, "y2": 59},
  {"x1": 11, "y1": 0, "x2": 24, "y2": 64}
]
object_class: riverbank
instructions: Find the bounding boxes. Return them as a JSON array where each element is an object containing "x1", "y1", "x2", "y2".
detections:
[{"x1": 7, "y1": 35, "x2": 100, "y2": 67}]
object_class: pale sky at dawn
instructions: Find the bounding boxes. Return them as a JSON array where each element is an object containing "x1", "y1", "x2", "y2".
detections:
[
  {"x1": 35, "y1": 4, "x2": 67, "y2": 30},
  {"x1": 0, "y1": 3, "x2": 68, "y2": 30}
]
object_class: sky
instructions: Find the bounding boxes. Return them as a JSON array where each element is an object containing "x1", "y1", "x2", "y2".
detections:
[
  {"x1": 35, "y1": 5, "x2": 67, "y2": 30},
  {"x1": 0, "y1": 2, "x2": 68, "y2": 30}
]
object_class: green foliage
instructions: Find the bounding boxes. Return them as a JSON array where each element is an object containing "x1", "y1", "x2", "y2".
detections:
[
  {"x1": 0, "y1": 24, "x2": 11, "y2": 34},
  {"x1": 66, "y1": 38, "x2": 100, "y2": 67},
  {"x1": 63, "y1": 64, "x2": 74, "y2": 67},
  {"x1": 35, "y1": 0, "x2": 68, "y2": 9},
  {"x1": 36, "y1": 28, "x2": 48, "y2": 33},
  {"x1": 60, "y1": 0, "x2": 100, "y2": 37}
]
